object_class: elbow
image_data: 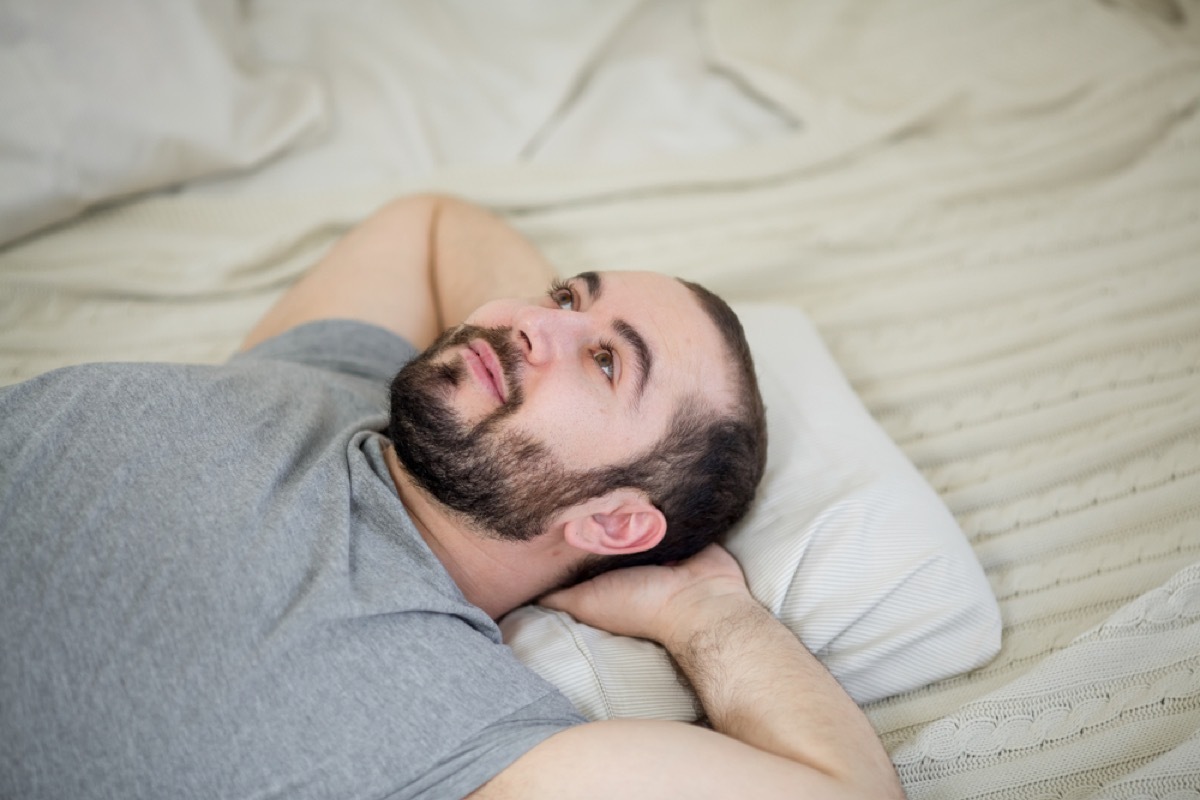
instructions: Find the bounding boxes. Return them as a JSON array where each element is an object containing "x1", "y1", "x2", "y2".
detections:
[{"x1": 381, "y1": 192, "x2": 477, "y2": 218}]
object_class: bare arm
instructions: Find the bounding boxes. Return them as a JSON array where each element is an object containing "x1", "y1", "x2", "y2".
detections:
[
  {"x1": 240, "y1": 195, "x2": 555, "y2": 351},
  {"x1": 472, "y1": 547, "x2": 904, "y2": 800}
]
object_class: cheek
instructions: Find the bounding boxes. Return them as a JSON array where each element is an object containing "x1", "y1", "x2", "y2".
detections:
[{"x1": 511, "y1": 386, "x2": 634, "y2": 470}]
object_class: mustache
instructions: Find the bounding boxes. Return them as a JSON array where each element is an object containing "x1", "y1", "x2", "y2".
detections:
[{"x1": 432, "y1": 323, "x2": 525, "y2": 410}]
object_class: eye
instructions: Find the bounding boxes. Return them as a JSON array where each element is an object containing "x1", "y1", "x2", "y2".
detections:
[
  {"x1": 547, "y1": 279, "x2": 575, "y2": 311},
  {"x1": 593, "y1": 347, "x2": 615, "y2": 382}
]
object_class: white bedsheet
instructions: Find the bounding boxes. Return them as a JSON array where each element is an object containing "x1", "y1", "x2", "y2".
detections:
[{"x1": 191, "y1": 0, "x2": 794, "y2": 194}]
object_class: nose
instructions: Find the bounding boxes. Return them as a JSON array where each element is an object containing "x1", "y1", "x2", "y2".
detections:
[{"x1": 512, "y1": 305, "x2": 590, "y2": 367}]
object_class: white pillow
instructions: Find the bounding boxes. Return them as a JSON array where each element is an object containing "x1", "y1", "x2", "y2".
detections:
[
  {"x1": 501, "y1": 304, "x2": 1001, "y2": 720},
  {"x1": 0, "y1": 0, "x2": 324, "y2": 246}
]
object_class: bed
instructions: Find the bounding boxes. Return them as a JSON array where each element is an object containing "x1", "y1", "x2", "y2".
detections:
[{"x1": 3, "y1": 0, "x2": 1199, "y2": 796}]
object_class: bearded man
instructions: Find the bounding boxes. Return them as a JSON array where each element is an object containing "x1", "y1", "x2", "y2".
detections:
[{"x1": 0, "y1": 196, "x2": 902, "y2": 799}]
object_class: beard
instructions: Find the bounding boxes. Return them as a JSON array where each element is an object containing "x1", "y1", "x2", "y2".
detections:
[{"x1": 387, "y1": 324, "x2": 607, "y2": 542}]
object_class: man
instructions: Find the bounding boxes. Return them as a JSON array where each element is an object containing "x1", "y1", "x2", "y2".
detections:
[{"x1": 0, "y1": 195, "x2": 903, "y2": 799}]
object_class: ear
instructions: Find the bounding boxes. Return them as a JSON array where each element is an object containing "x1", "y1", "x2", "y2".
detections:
[{"x1": 557, "y1": 488, "x2": 667, "y2": 557}]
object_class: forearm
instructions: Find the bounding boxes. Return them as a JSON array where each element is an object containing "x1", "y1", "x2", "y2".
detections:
[
  {"x1": 489, "y1": 548, "x2": 904, "y2": 799},
  {"x1": 542, "y1": 545, "x2": 904, "y2": 797},
  {"x1": 664, "y1": 596, "x2": 903, "y2": 798},
  {"x1": 240, "y1": 194, "x2": 555, "y2": 352},
  {"x1": 428, "y1": 196, "x2": 556, "y2": 330}
]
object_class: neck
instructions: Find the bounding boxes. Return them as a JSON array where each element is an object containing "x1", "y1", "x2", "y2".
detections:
[{"x1": 382, "y1": 444, "x2": 576, "y2": 619}]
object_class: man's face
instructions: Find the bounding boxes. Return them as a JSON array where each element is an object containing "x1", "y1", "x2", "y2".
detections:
[{"x1": 387, "y1": 270, "x2": 731, "y2": 541}]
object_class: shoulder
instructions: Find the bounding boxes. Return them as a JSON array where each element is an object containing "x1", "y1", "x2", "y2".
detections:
[{"x1": 232, "y1": 317, "x2": 419, "y2": 384}]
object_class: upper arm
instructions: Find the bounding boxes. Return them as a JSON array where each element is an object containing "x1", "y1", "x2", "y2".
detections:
[
  {"x1": 240, "y1": 194, "x2": 557, "y2": 353},
  {"x1": 469, "y1": 720, "x2": 857, "y2": 800}
]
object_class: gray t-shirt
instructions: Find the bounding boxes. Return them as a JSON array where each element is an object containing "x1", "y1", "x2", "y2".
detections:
[{"x1": 0, "y1": 320, "x2": 584, "y2": 800}]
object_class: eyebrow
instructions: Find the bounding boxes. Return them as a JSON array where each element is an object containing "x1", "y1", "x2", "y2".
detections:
[
  {"x1": 576, "y1": 271, "x2": 602, "y2": 301},
  {"x1": 572, "y1": 272, "x2": 653, "y2": 406},
  {"x1": 614, "y1": 318, "x2": 653, "y2": 406}
]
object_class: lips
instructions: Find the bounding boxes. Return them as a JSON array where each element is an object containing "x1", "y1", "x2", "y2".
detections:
[{"x1": 465, "y1": 340, "x2": 506, "y2": 403}]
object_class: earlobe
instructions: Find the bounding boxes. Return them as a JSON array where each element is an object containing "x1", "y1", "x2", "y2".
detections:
[{"x1": 560, "y1": 491, "x2": 666, "y2": 556}]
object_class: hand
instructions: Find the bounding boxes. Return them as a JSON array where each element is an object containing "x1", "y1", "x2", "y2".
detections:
[{"x1": 539, "y1": 544, "x2": 756, "y2": 648}]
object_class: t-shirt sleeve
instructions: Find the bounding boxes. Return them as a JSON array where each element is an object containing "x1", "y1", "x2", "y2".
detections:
[
  {"x1": 230, "y1": 319, "x2": 419, "y2": 384},
  {"x1": 410, "y1": 692, "x2": 586, "y2": 800}
]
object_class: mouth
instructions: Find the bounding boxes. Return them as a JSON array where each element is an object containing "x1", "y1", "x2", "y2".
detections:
[{"x1": 464, "y1": 340, "x2": 507, "y2": 404}]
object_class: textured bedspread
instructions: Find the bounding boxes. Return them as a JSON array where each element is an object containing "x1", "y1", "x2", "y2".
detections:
[{"x1": 2, "y1": 1, "x2": 1198, "y2": 796}]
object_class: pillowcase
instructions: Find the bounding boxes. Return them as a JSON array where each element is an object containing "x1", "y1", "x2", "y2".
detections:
[
  {"x1": 0, "y1": 0, "x2": 324, "y2": 246},
  {"x1": 500, "y1": 304, "x2": 1002, "y2": 720}
]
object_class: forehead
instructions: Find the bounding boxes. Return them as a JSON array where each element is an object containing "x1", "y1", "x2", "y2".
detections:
[{"x1": 587, "y1": 270, "x2": 734, "y2": 411}]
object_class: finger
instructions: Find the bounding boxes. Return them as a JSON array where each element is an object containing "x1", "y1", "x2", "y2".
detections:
[
  {"x1": 538, "y1": 586, "x2": 581, "y2": 614},
  {"x1": 538, "y1": 591, "x2": 566, "y2": 611},
  {"x1": 692, "y1": 542, "x2": 743, "y2": 572}
]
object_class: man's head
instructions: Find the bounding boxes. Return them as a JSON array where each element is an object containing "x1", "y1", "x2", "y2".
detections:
[{"x1": 386, "y1": 270, "x2": 767, "y2": 584}]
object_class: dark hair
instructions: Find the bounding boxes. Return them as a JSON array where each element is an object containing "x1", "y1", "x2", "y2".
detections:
[{"x1": 567, "y1": 279, "x2": 768, "y2": 583}]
